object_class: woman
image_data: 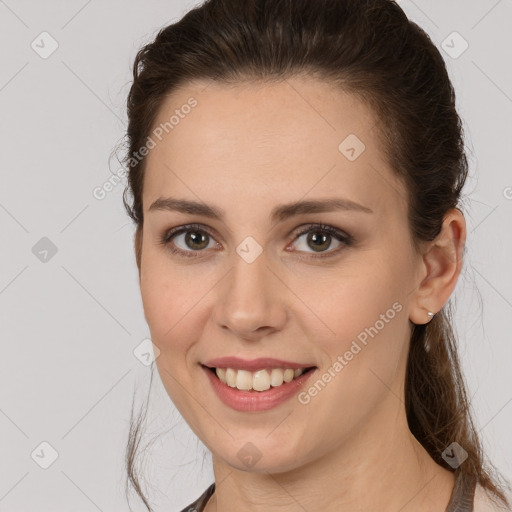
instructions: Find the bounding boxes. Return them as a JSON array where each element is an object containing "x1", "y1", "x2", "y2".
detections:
[{"x1": 121, "y1": 0, "x2": 511, "y2": 510}]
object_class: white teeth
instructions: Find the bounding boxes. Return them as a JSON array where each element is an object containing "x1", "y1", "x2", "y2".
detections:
[
  {"x1": 235, "y1": 369, "x2": 253, "y2": 390},
  {"x1": 225, "y1": 368, "x2": 237, "y2": 388},
  {"x1": 270, "y1": 368, "x2": 284, "y2": 387},
  {"x1": 214, "y1": 367, "x2": 308, "y2": 392},
  {"x1": 283, "y1": 369, "x2": 295, "y2": 382},
  {"x1": 215, "y1": 367, "x2": 226, "y2": 382},
  {"x1": 253, "y1": 369, "x2": 271, "y2": 391}
]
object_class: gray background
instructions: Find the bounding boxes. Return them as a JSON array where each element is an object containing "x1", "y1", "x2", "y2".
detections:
[{"x1": 0, "y1": 0, "x2": 511, "y2": 510}]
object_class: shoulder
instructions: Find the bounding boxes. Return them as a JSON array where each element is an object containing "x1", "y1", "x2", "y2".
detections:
[{"x1": 473, "y1": 484, "x2": 512, "y2": 512}]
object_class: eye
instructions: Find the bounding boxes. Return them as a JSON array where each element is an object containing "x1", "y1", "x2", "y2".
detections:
[
  {"x1": 158, "y1": 223, "x2": 219, "y2": 259},
  {"x1": 288, "y1": 223, "x2": 353, "y2": 259},
  {"x1": 159, "y1": 222, "x2": 353, "y2": 259}
]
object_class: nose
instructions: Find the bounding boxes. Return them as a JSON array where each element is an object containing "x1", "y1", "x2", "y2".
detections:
[{"x1": 212, "y1": 251, "x2": 288, "y2": 342}]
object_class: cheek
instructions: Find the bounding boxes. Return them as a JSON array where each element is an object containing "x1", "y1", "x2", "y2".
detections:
[
  {"x1": 139, "y1": 251, "x2": 195, "y2": 350},
  {"x1": 139, "y1": 248, "x2": 219, "y2": 372},
  {"x1": 304, "y1": 253, "x2": 410, "y2": 370},
  {"x1": 293, "y1": 263, "x2": 411, "y2": 444},
  {"x1": 139, "y1": 257, "x2": 201, "y2": 408}
]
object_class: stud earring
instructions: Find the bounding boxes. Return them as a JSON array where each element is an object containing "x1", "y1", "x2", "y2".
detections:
[{"x1": 427, "y1": 311, "x2": 434, "y2": 320}]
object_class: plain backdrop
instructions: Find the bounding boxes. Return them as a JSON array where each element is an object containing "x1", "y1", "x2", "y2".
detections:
[{"x1": 0, "y1": 0, "x2": 511, "y2": 510}]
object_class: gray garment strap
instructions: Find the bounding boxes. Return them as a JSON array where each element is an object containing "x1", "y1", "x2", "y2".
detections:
[
  {"x1": 180, "y1": 483, "x2": 215, "y2": 512},
  {"x1": 446, "y1": 471, "x2": 476, "y2": 512}
]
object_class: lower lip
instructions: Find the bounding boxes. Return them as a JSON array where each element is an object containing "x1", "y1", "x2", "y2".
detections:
[{"x1": 201, "y1": 365, "x2": 317, "y2": 412}]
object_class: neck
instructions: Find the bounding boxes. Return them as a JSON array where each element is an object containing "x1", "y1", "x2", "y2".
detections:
[{"x1": 204, "y1": 399, "x2": 455, "y2": 512}]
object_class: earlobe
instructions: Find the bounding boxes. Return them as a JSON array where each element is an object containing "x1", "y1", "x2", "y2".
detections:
[{"x1": 409, "y1": 208, "x2": 466, "y2": 325}]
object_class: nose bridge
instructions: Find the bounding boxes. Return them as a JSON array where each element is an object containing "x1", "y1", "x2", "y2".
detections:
[{"x1": 213, "y1": 245, "x2": 286, "y2": 338}]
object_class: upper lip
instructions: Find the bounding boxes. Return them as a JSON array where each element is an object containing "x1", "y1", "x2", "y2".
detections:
[{"x1": 202, "y1": 356, "x2": 316, "y2": 371}]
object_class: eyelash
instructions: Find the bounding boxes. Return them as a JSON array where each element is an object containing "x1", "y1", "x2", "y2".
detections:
[{"x1": 158, "y1": 223, "x2": 354, "y2": 260}]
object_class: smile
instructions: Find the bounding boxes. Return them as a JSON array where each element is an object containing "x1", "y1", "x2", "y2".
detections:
[
  {"x1": 210, "y1": 366, "x2": 315, "y2": 391},
  {"x1": 201, "y1": 364, "x2": 318, "y2": 412}
]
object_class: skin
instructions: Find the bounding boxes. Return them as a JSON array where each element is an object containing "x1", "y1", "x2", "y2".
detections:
[{"x1": 135, "y1": 76, "x2": 466, "y2": 512}]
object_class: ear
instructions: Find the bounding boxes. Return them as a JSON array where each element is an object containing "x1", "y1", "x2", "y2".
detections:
[
  {"x1": 135, "y1": 225, "x2": 143, "y2": 280},
  {"x1": 409, "y1": 208, "x2": 466, "y2": 325}
]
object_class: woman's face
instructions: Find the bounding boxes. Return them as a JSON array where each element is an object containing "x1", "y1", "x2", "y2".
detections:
[{"x1": 138, "y1": 76, "x2": 424, "y2": 473}]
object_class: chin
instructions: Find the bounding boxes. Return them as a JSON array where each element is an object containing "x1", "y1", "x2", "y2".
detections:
[{"x1": 210, "y1": 437, "x2": 311, "y2": 475}]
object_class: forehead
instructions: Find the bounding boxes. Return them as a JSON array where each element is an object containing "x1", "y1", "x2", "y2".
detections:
[{"x1": 142, "y1": 77, "x2": 407, "y2": 220}]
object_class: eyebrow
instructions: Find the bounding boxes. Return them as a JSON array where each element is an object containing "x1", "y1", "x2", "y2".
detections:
[{"x1": 148, "y1": 196, "x2": 374, "y2": 223}]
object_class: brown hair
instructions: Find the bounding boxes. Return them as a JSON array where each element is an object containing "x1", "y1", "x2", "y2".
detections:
[{"x1": 120, "y1": 0, "x2": 510, "y2": 509}]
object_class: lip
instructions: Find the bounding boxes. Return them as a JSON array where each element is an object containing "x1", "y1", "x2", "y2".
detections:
[
  {"x1": 203, "y1": 356, "x2": 316, "y2": 371},
  {"x1": 201, "y1": 364, "x2": 317, "y2": 412}
]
